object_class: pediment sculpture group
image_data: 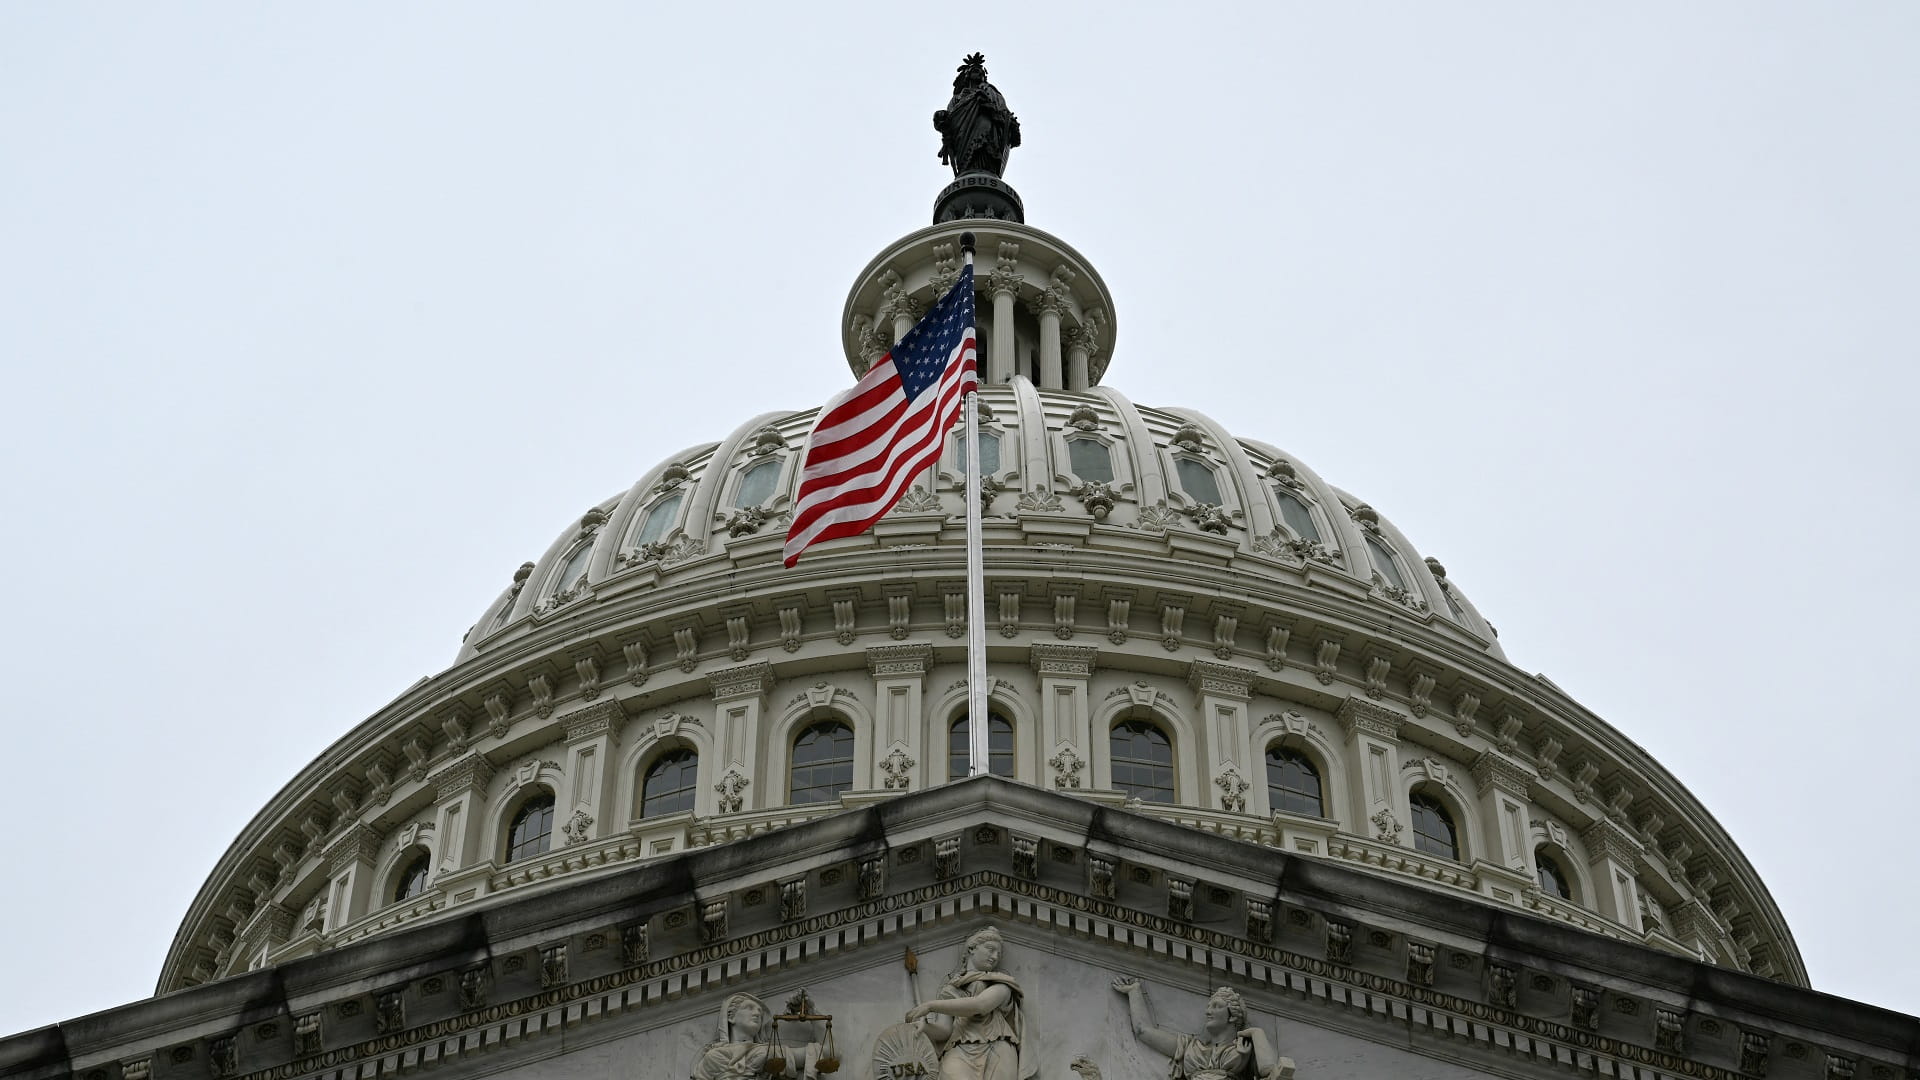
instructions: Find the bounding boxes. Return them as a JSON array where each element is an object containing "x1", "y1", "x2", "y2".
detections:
[{"x1": 690, "y1": 927, "x2": 1297, "y2": 1080}]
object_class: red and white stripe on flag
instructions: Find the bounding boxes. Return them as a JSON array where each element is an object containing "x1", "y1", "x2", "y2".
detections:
[{"x1": 782, "y1": 334, "x2": 978, "y2": 567}]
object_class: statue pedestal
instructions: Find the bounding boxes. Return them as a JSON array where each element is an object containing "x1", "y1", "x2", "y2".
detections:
[{"x1": 934, "y1": 173, "x2": 1025, "y2": 224}]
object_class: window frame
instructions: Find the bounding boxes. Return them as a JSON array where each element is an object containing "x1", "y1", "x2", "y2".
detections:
[
  {"x1": 948, "y1": 711, "x2": 1016, "y2": 780},
  {"x1": 1109, "y1": 718, "x2": 1177, "y2": 804},
  {"x1": 629, "y1": 491, "x2": 686, "y2": 548},
  {"x1": 789, "y1": 720, "x2": 856, "y2": 805},
  {"x1": 638, "y1": 746, "x2": 700, "y2": 819},
  {"x1": 390, "y1": 849, "x2": 431, "y2": 905},
  {"x1": 1408, "y1": 790, "x2": 1460, "y2": 861},
  {"x1": 503, "y1": 790, "x2": 557, "y2": 864},
  {"x1": 1264, "y1": 743, "x2": 1325, "y2": 818}
]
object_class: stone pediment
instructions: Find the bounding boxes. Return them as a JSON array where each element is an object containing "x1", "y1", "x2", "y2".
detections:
[{"x1": 11, "y1": 780, "x2": 1913, "y2": 1080}]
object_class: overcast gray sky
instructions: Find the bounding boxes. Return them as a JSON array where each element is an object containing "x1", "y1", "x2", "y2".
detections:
[{"x1": 3, "y1": 2, "x2": 1916, "y2": 1036}]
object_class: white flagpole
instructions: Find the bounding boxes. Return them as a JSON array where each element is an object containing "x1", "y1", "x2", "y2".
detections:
[{"x1": 960, "y1": 233, "x2": 989, "y2": 777}]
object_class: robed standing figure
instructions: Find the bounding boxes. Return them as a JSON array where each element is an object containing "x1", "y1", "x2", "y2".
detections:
[{"x1": 904, "y1": 927, "x2": 1036, "y2": 1080}]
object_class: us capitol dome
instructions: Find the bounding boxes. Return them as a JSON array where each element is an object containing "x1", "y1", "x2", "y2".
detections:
[{"x1": 157, "y1": 64, "x2": 1803, "y2": 1006}]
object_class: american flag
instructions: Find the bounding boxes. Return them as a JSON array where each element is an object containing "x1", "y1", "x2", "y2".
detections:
[{"x1": 783, "y1": 264, "x2": 978, "y2": 567}]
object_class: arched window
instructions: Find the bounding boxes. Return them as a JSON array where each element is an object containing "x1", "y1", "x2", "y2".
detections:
[
  {"x1": 1265, "y1": 746, "x2": 1323, "y2": 817},
  {"x1": 632, "y1": 492, "x2": 684, "y2": 547},
  {"x1": 1275, "y1": 489, "x2": 1320, "y2": 542},
  {"x1": 1364, "y1": 534, "x2": 1408, "y2": 591},
  {"x1": 1408, "y1": 792, "x2": 1458, "y2": 860},
  {"x1": 1066, "y1": 438, "x2": 1114, "y2": 483},
  {"x1": 391, "y1": 851, "x2": 430, "y2": 904},
  {"x1": 737, "y1": 460, "x2": 781, "y2": 508},
  {"x1": 505, "y1": 793, "x2": 556, "y2": 862},
  {"x1": 949, "y1": 712, "x2": 1015, "y2": 779},
  {"x1": 1110, "y1": 720, "x2": 1175, "y2": 803},
  {"x1": 790, "y1": 721, "x2": 854, "y2": 804},
  {"x1": 640, "y1": 748, "x2": 699, "y2": 818},
  {"x1": 1536, "y1": 851, "x2": 1573, "y2": 901},
  {"x1": 955, "y1": 431, "x2": 1002, "y2": 475},
  {"x1": 1174, "y1": 458, "x2": 1223, "y2": 505},
  {"x1": 552, "y1": 544, "x2": 592, "y2": 597}
]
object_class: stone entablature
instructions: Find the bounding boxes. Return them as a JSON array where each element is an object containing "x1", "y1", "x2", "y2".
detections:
[{"x1": 35, "y1": 785, "x2": 1911, "y2": 1080}]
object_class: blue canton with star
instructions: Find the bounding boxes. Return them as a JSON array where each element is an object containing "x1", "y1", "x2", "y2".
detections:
[{"x1": 892, "y1": 264, "x2": 975, "y2": 401}]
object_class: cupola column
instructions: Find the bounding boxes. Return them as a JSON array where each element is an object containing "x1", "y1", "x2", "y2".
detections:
[
  {"x1": 1336, "y1": 697, "x2": 1410, "y2": 845},
  {"x1": 1064, "y1": 327, "x2": 1093, "y2": 391},
  {"x1": 987, "y1": 243, "x2": 1022, "y2": 384},
  {"x1": 1037, "y1": 295, "x2": 1065, "y2": 388}
]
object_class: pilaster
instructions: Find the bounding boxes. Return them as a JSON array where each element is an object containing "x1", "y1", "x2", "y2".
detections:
[
  {"x1": 1336, "y1": 696, "x2": 1409, "y2": 842},
  {"x1": 320, "y1": 824, "x2": 381, "y2": 932},
  {"x1": 1031, "y1": 643, "x2": 1097, "y2": 790},
  {"x1": 1582, "y1": 818, "x2": 1645, "y2": 930},
  {"x1": 866, "y1": 644, "x2": 932, "y2": 788},
  {"x1": 1187, "y1": 660, "x2": 1255, "y2": 813},
  {"x1": 1472, "y1": 751, "x2": 1536, "y2": 875},
  {"x1": 555, "y1": 701, "x2": 624, "y2": 846},
  {"x1": 428, "y1": 753, "x2": 496, "y2": 875},
  {"x1": 708, "y1": 661, "x2": 773, "y2": 810}
]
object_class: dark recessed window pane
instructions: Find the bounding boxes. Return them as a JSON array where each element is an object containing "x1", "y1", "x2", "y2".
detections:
[
  {"x1": 1110, "y1": 720, "x2": 1174, "y2": 803},
  {"x1": 1365, "y1": 535, "x2": 1407, "y2": 591},
  {"x1": 1536, "y1": 853, "x2": 1572, "y2": 900},
  {"x1": 641, "y1": 749, "x2": 699, "y2": 818},
  {"x1": 1276, "y1": 490, "x2": 1320, "y2": 543},
  {"x1": 506, "y1": 794, "x2": 555, "y2": 863},
  {"x1": 1265, "y1": 746, "x2": 1323, "y2": 817},
  {"x1": 791, "y1": 722, "x2": 854, "y2": 804},
  {"x1": 392, "y1": 853, "x2": 430, "y2": 904},
  {"x1": 949, "y1": 713, "x2": 1015, "y2": 779},
  {"x1": 1409, "y1": 793, "x2": 1457, "y2": 860},
  {"x1": 955, "y1": 432, "x2": 1001, "y2": 475},
  {"x1": 737, "y1": 460, "x2": 781, "y2": 508},
  {"x1": 1175, "y1": 459, "x2": 1222, "y2": 505},
  {"x1": 1067, "y1": 438, "x2": 1114, "y2": 483},
  {"x1": 633, "y1": 493, "x2": 683, "y2": 546}
]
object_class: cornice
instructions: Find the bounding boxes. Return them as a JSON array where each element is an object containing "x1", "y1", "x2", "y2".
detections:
[
  {"x1": 705, "y1": 660, "x2": 772, "y2": 703},
  {"x1": 866, "y1": 642, "x2": 934, "y2": 678},
  {"x1": 1186, "y1": 658, "x2": 1254, "y2": 699},
  {"x1": 1336, "y1": 696, "x2": 1404, "y2": 741},
  {"x1": 428, "y1": 754, "x2": 495, "y2": 802},
  {"x1": 561, "y1": 700, "x2": 625, "y2": 744},
  {"x1": 1029, "y1": 642, "x2": 1097, "y2": 679}
]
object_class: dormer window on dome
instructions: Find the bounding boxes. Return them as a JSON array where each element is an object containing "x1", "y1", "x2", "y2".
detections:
[
  {"x1": 1066, "y1": 437, "x2": 1114, "y2": 484},
  {"x1": 631, "y1": 492, "x2": 684, "y2": 547},
  {"x1": 1174, "y1": 458, "x2": 1223, "y2": 506}
]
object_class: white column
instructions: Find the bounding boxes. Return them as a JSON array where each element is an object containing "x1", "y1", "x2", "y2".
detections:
[
  {"x1": 864, "y1": 644, "x2": 932, "y2": 786},
  {"x1": 1064, "y1": 327, "x2": 1093, "y2": 390},
  {"x1": 1336, "y1": 697, "x2": 1408, "y2": 843},
  {"x1": 988, "y1": 242, "x2": 1022, "y2": 384},
  {"x1": 319, "y1": 826, "x2": 380, "y2": 932},
  {"x1": 1037, "y1": 295, "x2": 1065, "y2": 389}
]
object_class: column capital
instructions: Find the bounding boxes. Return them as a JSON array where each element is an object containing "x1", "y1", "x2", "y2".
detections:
[
  {"x1": 1186, "y1": 659, "x2": 1254, "y2": 700},
  {"x1": 324, "y1": 824, "x2": 382, "y2": 874},
  {"x1": 1471, "y1": 751, "x2": 1534, "y2": 796},
  {"x1": 1581, "y1": 818, "x2": 1643, "y2": 870},
  {"x1": 1030, "y1": 642, "x2": 1098, "y2": 679},
  {"x1": 430, "y1": 753, "x2": 497, "y2": 802},
  {"x1": 707, "y1": 660, "x2": 773, "y2": 703},
  {"x1": 561, "y1": 700, "x2": 625, "y2": 744},
  {"x1": 1336, "y1": 696, "x2": 1404, "y2": 741},
  {"x1": 867, "y1": 642, "x2": 934, "y2": 678}
]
